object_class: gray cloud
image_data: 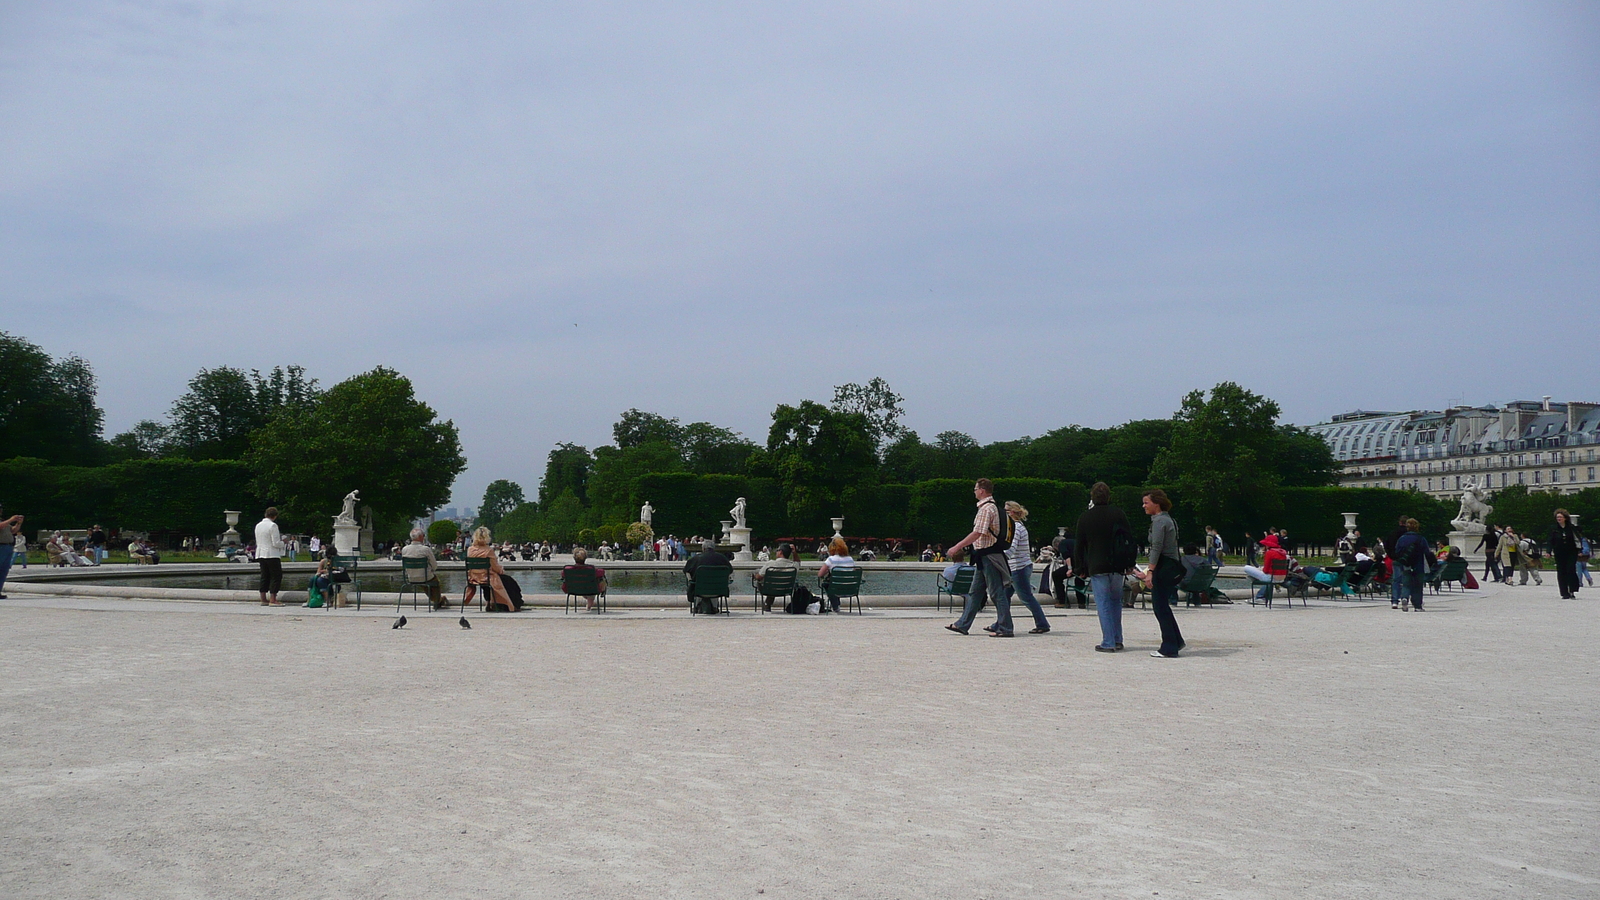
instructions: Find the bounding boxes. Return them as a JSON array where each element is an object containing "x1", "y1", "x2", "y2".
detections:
[{"x1": 3, "y1": 1, "x2": 1596, "y2": 504}]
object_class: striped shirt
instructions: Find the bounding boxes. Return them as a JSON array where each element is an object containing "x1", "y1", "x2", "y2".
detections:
[{"x1": 1004, "y1": 520, "x2": 1032, "y2": 571}]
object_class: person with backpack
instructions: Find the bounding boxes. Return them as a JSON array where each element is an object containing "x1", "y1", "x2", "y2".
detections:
[
  {"x1": 1517, "y1": 532, "x2": 1544, "y2": 587},
  {"x1": 943, "y1": 478, "x2": 1015, "y2": 637},
  {"x1": 1073, "y1": 482, "x2": 1135, "y2": 653},
  {"x1": 1391, "y1": 518, "x2": 1434, "y2": 612}
]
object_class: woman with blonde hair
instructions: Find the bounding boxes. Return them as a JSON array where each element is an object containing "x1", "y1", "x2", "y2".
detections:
[
  {"x1": 465, "y1": 526, "x2": 521, "y2": 611},
  {"x1": 1001, "y1": 501, "x2": 1052, "y2": 634},
  {"x1": 817, "y1": 536, "x2": 855, "y2": 614}
]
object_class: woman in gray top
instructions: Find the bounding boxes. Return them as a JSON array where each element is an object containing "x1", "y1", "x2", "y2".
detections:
[{"x1": 1137, "y1": 489, "x2": 1186, "y2": 658}]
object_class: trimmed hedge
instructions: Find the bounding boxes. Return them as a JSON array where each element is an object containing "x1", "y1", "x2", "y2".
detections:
[{"x1": 1, "y1": 456, "x2": 263, "y2": 539}]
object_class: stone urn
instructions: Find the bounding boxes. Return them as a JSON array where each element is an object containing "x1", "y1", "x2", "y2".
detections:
[
  {"x1": 831, "y1": 517, "x2": 845, "y2": 541},
  {"x1": 1342, "y1": 512, "x2": 1358, "y2": 538},
  {"x1": 222, "y1": 510, "x2": 242, "y2": 545}
]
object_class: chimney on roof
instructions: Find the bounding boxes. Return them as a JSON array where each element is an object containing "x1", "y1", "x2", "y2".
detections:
[{"x1": 1543, "y1": 396, "x2": 1552, "y2": 411}]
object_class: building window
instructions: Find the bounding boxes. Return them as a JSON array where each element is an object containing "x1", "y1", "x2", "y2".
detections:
[
  {"x1": 1535, "y1": 452, "x2": 1543, "y2": 465},
  {"x1": 1518, "y1": 472, "x2": 1525, "y2": 485},
  {"x1": 1552, "y1": 469, "x2": 1561, "y2": 483},
  {"x1": 1427, "y1": 478, "x2": 1433, "y2": 491},
  {"x1": 1589, "y1": 468, "x2": 1596, "y2": 481},
  {"x1": 1570, "y1": 469, "x2": 1577, "y2": 483},
  {"x1": 1533, "y1": 471, "x2": 1541, "y2": 484}
]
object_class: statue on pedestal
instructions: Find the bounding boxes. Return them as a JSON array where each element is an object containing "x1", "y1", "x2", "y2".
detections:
[
  {"x1": 730, "y1": 497, "x2": 747, "y2": 530},
  {"x1": 336, "y1": 490, "x2": 360, "y2": 526},
  {"x1": 640, "y1": 501, "x2": 654, "y2": 527},
  {"x1": 1450, "y1": 477, "x2": 1493, "y2": 533}
]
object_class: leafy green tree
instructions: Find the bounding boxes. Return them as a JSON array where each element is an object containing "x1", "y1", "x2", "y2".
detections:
[
  {"x1": 764, "y1": 400, "x2": 878, "y2": 528},
  {"x1": 1149, "y1": 382, "x2": 1287, "y2": 528},
  {"x1": 831, "y1": 377, "x2": 907, "y2": 458},
  {"x1": 427, "y1": 519, "x2": 460, "y2": 545},
  {"x1": 538, "y1": 443, "x2": 591, "y2": 507},
  {"x1": 882, "y1": 431, "x2": 936, "y2": 484},
  {"x1": 244, "y1": 367, "x2": 464, "y2": 532},
  {"x1": 586, "y1": 442, "x2": 682, "y2": 521},
  {"x1": 478, "y1": 479, "x2": 525, "y2": 529},
  {"x1": 107, "y1": 420, "x2": 173, "y2": 461},
  {"x1": 933, "y1": 430, "x2": 983, "y2": 480},
  {"x1": 681, "y1": 422, "x2": 757, "y2": 474},
  {"x1": 1273, "y1": 426, "x2": 1340, "y2": 487},
  {"x1": 0, "y1": 331, "x2": 105, "y2": 465},
  {"x1": 1078, "y1": 419, "x2": 1174, "y2": 485},
  {"x1": 613, "y1": 409, "x2": 684, "y2": 448},
  {"x1": 168, "y1": 365, "x2": 318, "y2": 460},
  {"x1": 494, "y1": 502, "x2": 541, "y2": 542}
]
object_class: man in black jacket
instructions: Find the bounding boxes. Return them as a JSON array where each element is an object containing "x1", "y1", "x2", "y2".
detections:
[
  {"x1": 1073, "y1": 482, "x2": 1132, "y2": 653},
  {"x1": 683, "y1": 539, "x2": 732, "y2": 614}
]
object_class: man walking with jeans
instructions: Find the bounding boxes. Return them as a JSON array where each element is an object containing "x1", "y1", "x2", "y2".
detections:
[
  {"x1": 944, "y1": 479, "x2": 1013, "y2": 637},
  {"x1": 1074, "y1": 482, "x2": 1132, "y2": 652}
]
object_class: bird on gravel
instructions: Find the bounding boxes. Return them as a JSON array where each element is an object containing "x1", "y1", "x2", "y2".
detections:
[
  {"x1": 459, "y1": 616, "x2": 471, "y2": 630},
  {"x1": 392, "y1": 615, "x2": 407, "y2": 629}
]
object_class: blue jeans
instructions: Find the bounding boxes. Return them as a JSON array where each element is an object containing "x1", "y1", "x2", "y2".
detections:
[
  {"x1": 1390, "y1": 565, "x2": 1407, "y2": 605},
  {"x1": 1399, "y1": 564, "x2": 1424, "y2": 610},
  {"x1": 1006, "y1": 564, "x2": 1051, "y2": 631},
  {"x1": 1090, "y1": 573, "x2": 1123, "y2": 648},
  {"x1": 0, "y1": 547, "x2": 13, "y2": 594},
  {"x1": 954, "y1": 554, "x2": 1012, "y2": 634}
]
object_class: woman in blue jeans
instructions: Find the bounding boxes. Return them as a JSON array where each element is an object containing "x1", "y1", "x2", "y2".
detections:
[{"x1": 1000, "y1": 502, "x2": 1052, "y2": 634}]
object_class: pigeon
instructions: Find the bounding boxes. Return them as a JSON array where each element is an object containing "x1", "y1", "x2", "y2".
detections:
[
  {"x1": 459, "y1": 616, "x2": 471, "y2": 630},
  {"x1": 392, "y1": 615, "x2": 407, "y2": 629}
]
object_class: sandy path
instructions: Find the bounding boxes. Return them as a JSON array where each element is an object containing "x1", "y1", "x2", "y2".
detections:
[{"x1": 1, "y1": 582, "x2": 1595, "y2": 899}]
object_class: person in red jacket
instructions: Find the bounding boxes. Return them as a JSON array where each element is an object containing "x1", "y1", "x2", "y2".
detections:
[{"x1": 1243, "y1": 534, "x2": 1289, "y2": 601}]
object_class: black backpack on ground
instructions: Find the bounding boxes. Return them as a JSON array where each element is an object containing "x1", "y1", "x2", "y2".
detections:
[{"x1": 786, "y1": 584, "x2": 815, "y2": 614}]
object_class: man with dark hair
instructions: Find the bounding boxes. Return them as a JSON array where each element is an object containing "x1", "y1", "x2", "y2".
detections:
[
  {"x1": 683, "y1": 538, "x2": 732, "y2": 614},
  {"x1": 254, "y1": 507, "x2": 285, "y2": 606},
  {"x1": 754, "y1": 543, "x2": 799, "y2": 612},
  {"x1": 944, "y1": 478, "x2": 1014, "y2": 637},
  {"x1": 1073, "y1": 482, "x2": 1132, "y2": 652}
]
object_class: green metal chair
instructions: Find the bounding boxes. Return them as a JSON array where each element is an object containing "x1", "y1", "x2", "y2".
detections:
[
  {"x1": 330, "y1": 554, "x2": 363, "y2": 609},
  {"x1": 936, "y1": 566, "x2": 975, "y2": 612},
  {"x1": 562, "y1": 565, "x2": 607, "y2": 614},
  {"x1": 822, "y1": 567, "x2": 864, "y2": 614},
  {"x1": 1428, "y1": 558, "x2": 1469, "y2": 593},
  {"x1": 753, "y1": 567, "x2": 798, "y2": 614},
  {"x1": 1304, "y1": 566, "x2": 1351, "y2": 601},
  {"x1": 397, "y1": 556, "x2": 433, "y2": 611},
  {"x1": 463, "y1": 556, "x2": 494, "y2": 612},
  {"x1": 688, "y1": 566, "x2": 733, "y2": 615},
  {"x1": 1177, "y1": 564, "x2": 1224, "y2": 607}
]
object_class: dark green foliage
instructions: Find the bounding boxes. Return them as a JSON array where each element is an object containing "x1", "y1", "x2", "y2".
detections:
[
  {"x1": 841, "y1": 483, "x2": 912, "y2": 539},
  {"x1": 167, "y1": 366, "x2": 318, "y2": 460},
  {"x1": 245, "y1": 367, "x2": 464, "y2": 533},
  {"x1": 494, "y1": 502, "x2": 541, "y2": 543},
  {"x1": 631, "y1": 473, "x2": 784, "y2": 541},
  {"x1": 427, "y1": 520, "x2": 460, "y2": 545},
  {"x1": 1488, "y1": 485, "x2": 1600, "y2": 539},
  {"x1": 477, "y1": 479, "x2": 525, "y2": 529},
  {"x1": 831, "y1": 378, "x2": 907, "y2": 457},
  {"x1": 681, "y1": 422, "x2": 757, "y2": 474},
  {"x1": 0, "y1": 332, "x2": 105, "y2": 466},
  {"x1": 1273, "y1": 487, "x2": 1451, "y2": 551},
  {"x1": 613, "y1": 410, "x2": 684, "y2": 448},
  {"x1": 763, "y1": 400, "x2": 878, "y2": 527},
  {"x1": 0, "y1": 456, "x2": 262, "y2": 538},
  {"x1": 587, "y1": 442, "x2": 681, "y2": 522},
  {"x1": 537, "y1": 444, "x2": 591, "y2": 507}
]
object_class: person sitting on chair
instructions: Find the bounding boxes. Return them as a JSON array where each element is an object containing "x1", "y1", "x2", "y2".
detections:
[
  {"x1": 401, "y1": 527, "x2": 446, "y2": 610},
  {"x1": 817, "y1": 537, "x2": 856, "y2": 614},
  {"x1": 942, "y1": 548, "x2": 973, "y2": 585},
  {"x1": 465, "y1": 526, "x2": 519, "y2": 612},
  {"x1": 683, "y1": 539, "x2": 732, "y2": 614},
  {"x1": 754, "y1": 543, "x2": 799, "y2": 612},
  {"x1": 563, "y1": 547, "x2": 608, "y2": 611}
]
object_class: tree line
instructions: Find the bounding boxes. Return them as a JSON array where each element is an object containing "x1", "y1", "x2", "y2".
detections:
[
  {"x1": 480, "y1": 379, "x2": 1371, "y2": 548},
  {"x1": 0, "y1": 331, "x2": 464, "y2": 539}
]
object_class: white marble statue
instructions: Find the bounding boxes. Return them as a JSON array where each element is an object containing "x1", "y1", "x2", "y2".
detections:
[
  {"x1": 730, "y1": 497, "x2": 747, "y2": 530},
  {"x1": 1451, "y1": 477, "x2": 1493, "y2": 533},
  {"x1": 640, "y1": 501, "x2": 654, "y2": 526},
  {"x1": 335, "y1": 490, "x2": 360, "y2": 526}
]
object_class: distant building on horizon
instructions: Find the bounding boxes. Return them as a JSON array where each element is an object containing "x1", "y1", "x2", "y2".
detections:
[{"x1": 1306, "y1": 398, "x2": 1600, "y2": 499}]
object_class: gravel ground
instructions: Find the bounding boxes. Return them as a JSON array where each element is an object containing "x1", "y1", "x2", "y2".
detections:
[{"x1": 1, "y1": 580, "x2": 1595, "y2": 899}]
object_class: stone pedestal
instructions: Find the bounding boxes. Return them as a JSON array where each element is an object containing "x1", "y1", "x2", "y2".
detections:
[
  {"x1": 1448, "y1": 530, "x2": 1485, "y2": 564},
  {"x1": 333, "y1": 523, "x2": 360, "y2": 557},
  {"x1": 728, "y1": 526, "x2": 754, "y2": 562},
  {"x1": 358, "y1": 528, "x2": 375, "y2": 555}
]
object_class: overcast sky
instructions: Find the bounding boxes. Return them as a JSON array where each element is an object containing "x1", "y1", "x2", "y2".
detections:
[{"x1": 3, "y1": 1, "x2": 1596, "y2": 507}]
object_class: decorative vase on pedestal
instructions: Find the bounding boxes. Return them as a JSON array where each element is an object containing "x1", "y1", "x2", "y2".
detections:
[
  {"x1": 831, "y1": 517, "x2": 845, "y2": 541},
  {"x1": 222, "y1": 510, "x2": 242, "y2": 546},
  {"x1": 1342, "y1": 512, "x2": 1359, "y2": 539}
]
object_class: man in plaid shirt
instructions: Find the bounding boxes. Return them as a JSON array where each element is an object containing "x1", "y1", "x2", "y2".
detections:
[{"x1": 944, "y1": 478, "x2": 1015, "y2": 637}]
